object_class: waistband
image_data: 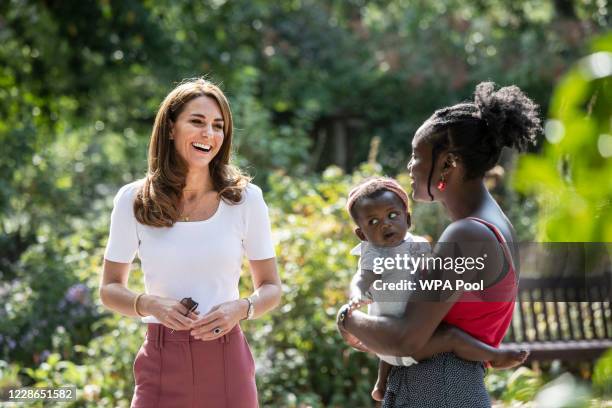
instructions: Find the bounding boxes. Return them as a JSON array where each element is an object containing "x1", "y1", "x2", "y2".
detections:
[{"x1": 146, "y1": 323, "x2": 241, "y2": 349}]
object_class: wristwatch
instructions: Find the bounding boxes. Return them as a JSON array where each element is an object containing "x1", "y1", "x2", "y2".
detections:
[{"x1": 244, "y1": 297, "x2": 254, "y2": 320}]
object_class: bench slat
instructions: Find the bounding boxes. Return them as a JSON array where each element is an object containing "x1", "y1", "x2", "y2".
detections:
[
  {"x1": 541, "y1": 295, "x2": 553, "y2": 340},
  {"x1": 588, "y1": 300, "x2": 598, "y2": 339},
  {"x1": 503, "y1": 273, "x2": 611, "y2": 360},
  {"x1": 526, "y1": 289, "x2": 540, "y2": 342},
  {"x1": 518, "y1": 295, "x2": 528, "y2": 343},
  {"x1": 552, "y1": 299, "x2": 562, "y2": 340}
]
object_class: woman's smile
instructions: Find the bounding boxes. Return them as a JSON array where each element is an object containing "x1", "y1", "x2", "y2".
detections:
[
  {"x1": 191, "y1": 142, "x2": 212, "y2": 153},
  {"x1": 186, "y1": 138, "x2": 218, "y2": 160}
]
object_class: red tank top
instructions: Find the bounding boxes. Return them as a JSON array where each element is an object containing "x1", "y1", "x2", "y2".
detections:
[{"x1": 442, "y1": 217, "x2": 517, "y2": 347}]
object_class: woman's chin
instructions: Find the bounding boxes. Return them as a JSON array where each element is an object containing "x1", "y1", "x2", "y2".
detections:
[
  {"x1": 186, "y1": 153, "x2": 219, "y2": 168},
  {"x1": 411, "y1": 191, "x2": 429, "y2": 202},
  {"x1": 185, "y1": 159, "x2": 213, "y2": 171}
]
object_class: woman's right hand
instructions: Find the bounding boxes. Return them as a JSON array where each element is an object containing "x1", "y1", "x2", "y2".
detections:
[
  {"x1": 142, "y1": 295, "x2": 199, "y2": 331},
  {"x1": 336, "y1": 304, "x2": 371, "y2": 353}
]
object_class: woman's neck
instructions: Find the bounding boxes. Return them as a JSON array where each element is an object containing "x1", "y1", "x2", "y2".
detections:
[
  {"x1": 440, "y1": 179, "x2": 489, "y2": 221},
  {"x1": 183, "y1": 167, "x2": 214, "y2": 201}
]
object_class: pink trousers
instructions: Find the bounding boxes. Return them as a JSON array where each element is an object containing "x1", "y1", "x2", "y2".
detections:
[{"x1": 130, "y1": 323, "x2": 258, "y2": 408}]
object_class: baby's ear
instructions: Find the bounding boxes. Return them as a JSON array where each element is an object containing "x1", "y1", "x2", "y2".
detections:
[
  {"x1": 354, "y1": 227, "x2": 366, "y2": 241},
  {"x1": 406, "y1": 212, "x2": 412, "y2": 228}
]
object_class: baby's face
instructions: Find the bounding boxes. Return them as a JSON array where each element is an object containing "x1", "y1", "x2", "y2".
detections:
[{"x1": 353, "y1": 191, "x2": 411, "y2": 247}]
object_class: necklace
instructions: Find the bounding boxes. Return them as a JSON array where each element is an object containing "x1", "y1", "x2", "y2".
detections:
[{"x1": 180, "y1": 195, "x2": 220, "y2": 222}]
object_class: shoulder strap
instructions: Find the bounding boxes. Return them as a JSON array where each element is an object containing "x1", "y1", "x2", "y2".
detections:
[{"x1": 467, "y1": 217, "x2": 516, "y2": 276}]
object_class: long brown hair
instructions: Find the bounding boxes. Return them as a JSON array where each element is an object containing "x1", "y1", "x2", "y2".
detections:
[{"x1": 134, "y1": 78, "x2": 250, "y2": 227}]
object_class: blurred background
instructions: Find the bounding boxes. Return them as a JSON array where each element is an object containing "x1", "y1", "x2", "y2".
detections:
[{"x1": 0, "y1": 0, "x2": 610, "y2": 406}]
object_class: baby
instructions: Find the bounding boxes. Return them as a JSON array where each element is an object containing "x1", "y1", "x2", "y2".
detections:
[{"x1": 346, "y1": 177, "x2": 528, "y2": 401}]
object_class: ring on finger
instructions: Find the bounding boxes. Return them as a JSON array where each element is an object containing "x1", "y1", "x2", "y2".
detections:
[{"x1": 213, "y1": 327, "x2": 223, "y2": 335}]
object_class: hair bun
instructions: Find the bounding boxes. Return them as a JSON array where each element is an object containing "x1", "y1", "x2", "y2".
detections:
[{"x1": 474, "y1": 81, "x2": 541, "y2": 152}]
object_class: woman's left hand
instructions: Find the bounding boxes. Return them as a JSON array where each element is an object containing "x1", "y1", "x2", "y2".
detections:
[{"x1": 190, "y1": 300, "x2": 247, "y2": 341}]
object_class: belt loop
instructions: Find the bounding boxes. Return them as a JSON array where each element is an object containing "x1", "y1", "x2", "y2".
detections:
[{"x1": 160, "y1": 326, "x2": 165, "y2": 349}]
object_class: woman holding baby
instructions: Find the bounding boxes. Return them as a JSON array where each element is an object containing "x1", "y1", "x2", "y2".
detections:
[{"x1": 338, "y1": 82, "x2": 541, "y2": 407}]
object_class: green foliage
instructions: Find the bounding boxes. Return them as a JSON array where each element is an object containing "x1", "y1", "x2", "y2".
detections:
[
  {"x1": 249, "y1": 163, "x2": 383, "y2": 406},
  {"x1": 515, "y1": 33, "x2": 612, "y2": 242},
  {"x1": 0, "y1": 359, "x2": 22, "y2": 390},
  {"x1": 0, "y1": 163, "x2": 384, "y2": 407},
  {"x1": 593, "y1": 349, "x2": 612, "y2": 397},
  {"x1": 3, "y1": 316, "x2": 145, "y2": 407},
  {"x1": 1, "y1": 1, "x2": 610, "y2": 406},
  {"x1": 501, "y1": 366, "x2": 545, "y2": 402},
  {"x1": 4, "y1": 157, "x2": 608, "y2": 406}
]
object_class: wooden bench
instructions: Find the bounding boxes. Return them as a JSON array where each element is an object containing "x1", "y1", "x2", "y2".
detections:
[{"x1": 500, "y1": 274, "x2": 612, "y2": 361}]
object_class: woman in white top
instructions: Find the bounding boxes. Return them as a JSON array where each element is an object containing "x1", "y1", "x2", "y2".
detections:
[{"x1": 99, "y1": 78, "x2": 281, "y2": 408}]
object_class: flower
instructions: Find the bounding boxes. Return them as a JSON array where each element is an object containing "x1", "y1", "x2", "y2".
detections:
[{"x1": 65, "y1": 284, "x2": 90, "y2": 305}]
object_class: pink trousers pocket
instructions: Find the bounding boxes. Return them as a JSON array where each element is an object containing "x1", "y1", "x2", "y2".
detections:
[{"x1": 131, "y1": 340, "x2": 162, "y2": 407}]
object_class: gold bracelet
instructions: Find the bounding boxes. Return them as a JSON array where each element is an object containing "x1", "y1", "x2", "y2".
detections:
[{"x1": 134, "y1": 293, "x2": 146, "y2": 317}]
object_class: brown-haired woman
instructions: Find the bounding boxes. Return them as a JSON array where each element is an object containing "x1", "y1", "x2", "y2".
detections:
[{"x1": 99, "y1": 78, "x2": 281, "y2": 407}]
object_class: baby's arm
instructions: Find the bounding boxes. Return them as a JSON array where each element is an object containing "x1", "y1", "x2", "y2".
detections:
[
  {"x1": 349, "y1": 269, "x2": 377, "y2": 304},
  {"x1": 371, "y1": 359, "x2": 392, "y2": 402},
  {"x1": 409, "y1": 323, "x2": 528, "y2": 369}
]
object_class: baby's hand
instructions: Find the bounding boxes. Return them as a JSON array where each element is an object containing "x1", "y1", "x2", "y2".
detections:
[{"x1": 349, "y1": 295, "x2": 372, "y2": 311}]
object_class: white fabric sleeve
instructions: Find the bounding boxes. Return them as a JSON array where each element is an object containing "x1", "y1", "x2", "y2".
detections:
[
  {"x1": 412, "y1": 235, "x2": 432, "y2": 255},
  {"x1": 360, "y1": 244, "x2": 379, "y2": 273},
  {"x1": 104, "y1": 184, "x2": 140, "y2": 263},
  {"x1": 243, "y1": 184, "x2": 276, "y2": 260}
]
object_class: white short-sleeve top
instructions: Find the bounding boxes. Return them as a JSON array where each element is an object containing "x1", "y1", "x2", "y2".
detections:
[{"x1": 103, "y1": 180, "x2": 276, "y2": 323}]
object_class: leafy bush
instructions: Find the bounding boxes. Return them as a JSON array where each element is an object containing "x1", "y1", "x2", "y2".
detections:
[
  {"x1": 593, "y1": 349, "x2": 612, "y2": 398},
  {"x1": 515, "y1": 33, "x2": 612, "y2": 242},
  {"x1": 1, "y1": 3, "x2": 609, "y2": 406}
]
